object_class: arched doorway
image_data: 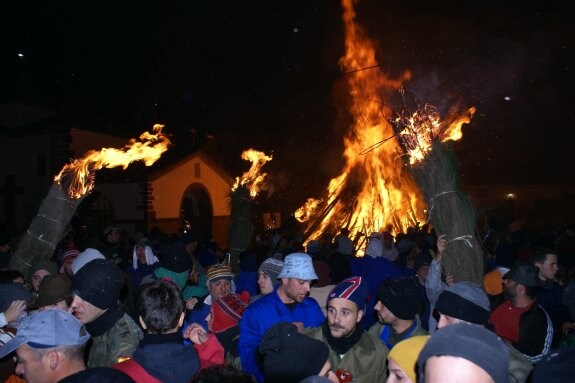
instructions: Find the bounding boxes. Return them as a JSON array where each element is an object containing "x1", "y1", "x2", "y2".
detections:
[{"x1": 181, "y1": 184, "x2": 213, "y2": 244}]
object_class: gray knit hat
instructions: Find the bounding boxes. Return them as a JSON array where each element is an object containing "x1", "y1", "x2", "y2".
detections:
[
  {"x1": 435, "y1": 281, "x2": 490, "y2": 325},
  {"x1": 259, "y1": 258, "x2": 283, "y2": 287},
  {"x1": 417, "y1": 323, "x2": 509, "y2": 383}
]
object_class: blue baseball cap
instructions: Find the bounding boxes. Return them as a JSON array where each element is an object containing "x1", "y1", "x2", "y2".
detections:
[{"x1": 0, "y1": 309, "x2": 90, "y2": 358}]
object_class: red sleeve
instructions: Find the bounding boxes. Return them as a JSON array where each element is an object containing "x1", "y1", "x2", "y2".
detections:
[{"x1": 193, "y1": 333, "x2": 225, "y2": 369}]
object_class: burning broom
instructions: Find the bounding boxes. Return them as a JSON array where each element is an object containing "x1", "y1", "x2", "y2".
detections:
[
  {"x1": 390, "y1": 97, "x2": 483, "y2": 283},
  {"x1": 228, "y1": 149, "x2": 272, "y2": 272},
  {"x1": 9, "y1": 124, "x2": 171, "y2": 276}
]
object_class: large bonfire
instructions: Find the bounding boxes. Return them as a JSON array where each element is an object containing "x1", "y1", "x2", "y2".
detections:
[
  {"x1": 296, "y1": 0, "x2": 476, "y2": 260},
  {"x1": 296, "y1": 0, "x2": 426, "y2": 252}
]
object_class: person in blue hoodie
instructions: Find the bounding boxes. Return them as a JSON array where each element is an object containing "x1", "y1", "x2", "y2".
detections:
[
  {"x1": 239, "y1": 253, "x2": 325, "y2": 383},
  {"x1": 114, "y1": 279, "x2": 200, "y2": 382}
]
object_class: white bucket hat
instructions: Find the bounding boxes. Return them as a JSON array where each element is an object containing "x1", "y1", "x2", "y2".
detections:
[{"x1": 277, "y1": 252, "x2": 318, "y2": 280}]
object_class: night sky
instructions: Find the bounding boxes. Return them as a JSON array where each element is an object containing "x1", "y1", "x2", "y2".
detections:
[{"x1": 2, "y1": 1, "x2": 573, "y2": 203}]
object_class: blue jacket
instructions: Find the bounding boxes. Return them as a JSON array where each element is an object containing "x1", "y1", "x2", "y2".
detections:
[{"x1": 238, "y1": 288, "x2": 325, "y2": 382}]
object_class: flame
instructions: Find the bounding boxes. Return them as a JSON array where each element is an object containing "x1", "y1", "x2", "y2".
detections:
[
  {"x1": 395, "y1": 106, "x2": 475, "y2": 165},
  {"x1": 232, "y1": 149, "x2": 272, "y2": 198},
  {"x1": 55, "y1": 124, "x2": 171, "y2": 199},
  {"x1": 296, "y1": 0, "x2": 429, "y2": 254},
  {"x1": 294, "y1": 198, "x2": 323, "y2": 222}
]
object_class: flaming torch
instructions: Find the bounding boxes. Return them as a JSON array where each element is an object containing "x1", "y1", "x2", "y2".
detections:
[
  {"x1": 295, "y1": 0, "x2": 427, "y2": 255},
  {"x1": 392, "y1": 103, "x2": 483, "y2": 283},
  {"x1": 229, "y1": 149, "x2": 272, "y2": 270},
  {"x1": 9, "y1": 124, "x2": 171, "y2": 275}
]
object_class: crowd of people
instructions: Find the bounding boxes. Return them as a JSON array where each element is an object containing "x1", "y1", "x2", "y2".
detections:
[{"x1": 0, "y1": 219, "x2": 574, "y2": 382}]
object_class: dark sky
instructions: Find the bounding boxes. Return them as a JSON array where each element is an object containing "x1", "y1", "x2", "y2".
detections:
[{"x1": 2, "y1": 1, "x2": 574, "y2": 200}]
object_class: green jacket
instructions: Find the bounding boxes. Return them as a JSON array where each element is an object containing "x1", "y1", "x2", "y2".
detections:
[
  {"x1": 88, "y1": 313, "x2": 143, "y2": 368},
  {"x1": 507, "y1": 344, "x2": 533, "y2": 383},
  {"x1": 368, "y1": 316, "x2": 428, "y2": 349},
  {"x1": 303, "y1": 327, "x2": 389, "y2": 383}
]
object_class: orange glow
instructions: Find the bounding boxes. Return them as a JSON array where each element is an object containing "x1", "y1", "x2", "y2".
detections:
[
  {"x1": 296, "y1": 0, "x2": 429, "y2": 254},
  {"x1": 55, "y1": 124, "x2": 171, "y2": 199},
  {"x1": 232, "y1": 149, "x2": 272, "y2": 198}
]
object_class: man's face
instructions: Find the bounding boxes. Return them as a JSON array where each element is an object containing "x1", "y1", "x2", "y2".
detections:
[
  {"x1": 70, "y1": 294, "x2": 105, "y2": 324},
  {"x1": 535, "y1": 253, "x2": 559, "y2": 281},
  {"x1": 62, "y1": 257, "x2": 76, "y2": 277},
  {"x1": 208, "y1": 279, "x2": 231, "y2": 301},
  {"x1": 135, "y1": 246, "x2": 147, "y2": 263},
  {"x1": 416, "y1": 265, "x2": 430, "y2": 281},
  {"x1": 258, "y1": 272, "x2": 274, "y2": 295},
  {"x1": 282, "y1": 278, "x2": 311, "y2": 303},
  {"x1": 107, "y1": 230, "x2": 121, "y2": 244},
  {"x1": 424, "y1": 355, "x2": 494, "y2": 383},
  {"x1": 31, "y1": 270, "x2": 51, "y2": 292},
  {"x1": 15, "y1": 344, "x2": 50, "y2": 383},
  {"x1": 374, "y1": 300, "x2": 396, "y2": 324},
  {"x1": 503, "y1": 279, "x2": 518, "y2": 302},
  {"x1": 437, "y1": 313, "x2": 464, "y2": 329},
  {"x1": 184, "y1": 241, "x2": 197, "y2": 254},
  {"x1": 327, "y1": 297, "x2": 363, "y2": 338}
]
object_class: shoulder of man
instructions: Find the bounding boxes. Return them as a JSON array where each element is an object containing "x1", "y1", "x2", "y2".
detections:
[{"x1": 114, "y1": 359, "x2": 162, "y2": 383}]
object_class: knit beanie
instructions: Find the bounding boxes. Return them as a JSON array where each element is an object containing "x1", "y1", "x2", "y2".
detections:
[
  {"x1": 435, "y1": 281, "x2": 490, "y2": 325},
  {"x1": 71, "y1": 248, "x2": 106, "y2": 275},
  {"x1": 259, "y1": 258, "x2": 283, "y2": 287},
  {"x1": 377, "y1": 277, "x2": 420, "y2": 320},
  {"x1": 71, "y1": 259, "x2": 124, "y2": 310},
  {"x1": 211, "y1": 291, "x2": 250, "y2": 333},
  {"x1": 30, "y1": 260, "x2": 59, "y2": 277},
  {"x1": 0, "y1": 282, "x2": 32, "y2": 313},
  {"x1": 206, "y1": 263, "x2": 234, "y2": 283},
  {"x1": 259, "y1": 322, "x2": 329, "y2": 383},
  {"x1": 417, "y1": 323, "x2": 509, "y2": 383},
  {"x1": 389, "y1": 335, "x2": 430, "y2": 383},
  {"x1": 413, "y1": 251, "x2": 432, "y2": 272},
  {"x1": 328, "y1": 276, "x2": 369, "y2": 311}
]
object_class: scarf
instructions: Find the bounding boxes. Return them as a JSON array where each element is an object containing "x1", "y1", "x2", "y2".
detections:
[
  {"x1": 321, "y1": 320, "x2": 363, "y2": 355},
  {"x1": 85, "y1": 301, "x2": 125, "y2": 337}
]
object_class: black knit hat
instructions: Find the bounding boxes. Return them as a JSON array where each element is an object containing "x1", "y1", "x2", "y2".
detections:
[
  {"x1": 417, "y1": 323, "x2": 509, "y2": 383},
  {"x1": 71, "y1": 259, "x2": 124, "y2": 310},
  {"x1": 435, "y1": 281, "x2": 490, "y2": 325},
  {"x1": 377, "y1": 277, "x2": 420, "y2": 320},
  {"x1": 259, "y1": 322, "x2": 329, "y2": 383},
  {"x1": 158, "y1": 242, "x2": 193, "y2": 273}
]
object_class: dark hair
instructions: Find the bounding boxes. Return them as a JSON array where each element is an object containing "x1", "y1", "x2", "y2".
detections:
[
  {"x1": 191, "y1": 365, "x2": 256, "y2": 383},
  {"x1": 137, "y1": 279, "x2": 184, "y2": 334},
  {"x1": 0, "y1": 269, "x2": 25, "y2": 284},
  {"x1": 529, "y1": 247, "x2": 556, "y2": 265}
]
